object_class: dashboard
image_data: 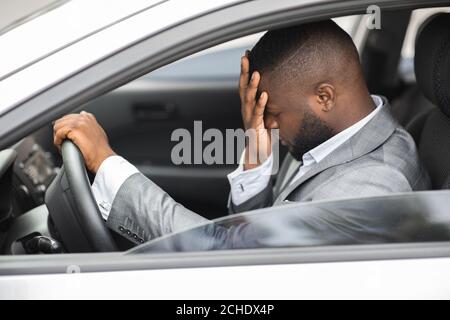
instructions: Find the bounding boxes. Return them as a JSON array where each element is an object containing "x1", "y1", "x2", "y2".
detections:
[
  {"x1": 0, "y1": 148, "x2": 16, "y2": 226},
  {"x1": 0, "y1": 136, "x2": 59, "y2": 255},
  {"x1": 0, "y1": 133, "x2": 130, "y2": 255},
  {"x1": 13, "y1": 137, "x2": 58, "y2": 213}
]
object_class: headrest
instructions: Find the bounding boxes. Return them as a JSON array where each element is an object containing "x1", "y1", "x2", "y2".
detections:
[{"x1": 415, "y1": 13, "x2": 450, "y2": 117}]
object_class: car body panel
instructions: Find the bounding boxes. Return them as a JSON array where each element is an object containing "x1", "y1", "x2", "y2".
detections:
[
  {"x1": 1, "y1": 256, "x2": 450, "y2": 299},
  {"x1": 0, "y1": 0, "x2": 450, "y2": 299}
]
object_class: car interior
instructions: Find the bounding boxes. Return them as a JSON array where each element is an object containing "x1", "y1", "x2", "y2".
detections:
[{"x1": 0, "y1": 6, "x2": 449, "y2": 255}]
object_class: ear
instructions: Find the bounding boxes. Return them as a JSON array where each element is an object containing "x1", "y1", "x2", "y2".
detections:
[{"x1": 315, "y1": 83, "x2": 336, "y2": 112}]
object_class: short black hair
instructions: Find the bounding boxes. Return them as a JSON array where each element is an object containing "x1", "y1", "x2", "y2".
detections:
[{"x1": 248, "y1": 19, "x2": 361, "y2": 87}]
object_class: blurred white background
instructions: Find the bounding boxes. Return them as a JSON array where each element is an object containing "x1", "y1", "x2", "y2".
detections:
[{"x1": 0, "y1": 0, "x2": 60, "y2": 33}]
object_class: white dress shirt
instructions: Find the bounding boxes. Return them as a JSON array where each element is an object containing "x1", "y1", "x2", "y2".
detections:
[
  {"x1": 91, "y1": 95, "x2": 383, "y2": 219},
  {"x1": 91, "y1": 155, "x2": 139, "y2": 220}
]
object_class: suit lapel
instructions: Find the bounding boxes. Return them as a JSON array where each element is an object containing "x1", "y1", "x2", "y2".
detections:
[
  {"x1": 273, "y1": 155, "x2": 302, "y2": 196},
  {"x1": 274, "y1": 100, "x2": 398, "y2": 204}
]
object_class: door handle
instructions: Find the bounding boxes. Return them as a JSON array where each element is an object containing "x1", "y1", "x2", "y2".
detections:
[{"x1": 132, "y1": 102, "x2": 176, "y2": 121}]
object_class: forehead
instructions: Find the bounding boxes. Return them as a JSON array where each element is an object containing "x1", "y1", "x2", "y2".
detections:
[
  {"x1": 259, "y1": 73, "x2": 279, "y2": 97},
  {"x1": 259, "y1": 72, "x2": 291, "y2": 107}
]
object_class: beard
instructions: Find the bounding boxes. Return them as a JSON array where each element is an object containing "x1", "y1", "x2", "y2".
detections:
[{"x1": 288, "y1": 107, "x2": 335, "y2": 161}]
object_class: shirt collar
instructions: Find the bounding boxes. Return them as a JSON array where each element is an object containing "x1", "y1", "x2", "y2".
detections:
[{"x1": 303, "y1": 95, "x2": 384, "y2": 165}]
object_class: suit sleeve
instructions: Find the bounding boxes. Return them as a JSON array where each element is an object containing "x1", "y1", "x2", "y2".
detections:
[{"x1": 106, "y1": 172, "x2": 209, "y2": 244}]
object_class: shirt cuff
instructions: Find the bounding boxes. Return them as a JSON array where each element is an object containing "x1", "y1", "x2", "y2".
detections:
[
  {"x1": 91, "y1": 155, "x2": 139, "y2": 220},
  {"x1": 227, "y1": 150, "x2": 273, "y2": 206}
]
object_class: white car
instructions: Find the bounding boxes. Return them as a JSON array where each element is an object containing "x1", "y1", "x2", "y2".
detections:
[{"x1": 0, "y1": 0, "x2": 450, "y2": 299}]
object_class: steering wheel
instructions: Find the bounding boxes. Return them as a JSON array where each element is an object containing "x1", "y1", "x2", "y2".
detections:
[{"x1": 46, "y1": 140, "x2": 117, "y2": 252}]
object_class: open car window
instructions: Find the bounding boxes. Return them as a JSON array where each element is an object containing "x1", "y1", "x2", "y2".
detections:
[
  {"x1": 142, "y1": 15, "x2": 361, "y2": 80},
  {"x1": 129, "y1": 190, "x2": 450, "y2": 254}
]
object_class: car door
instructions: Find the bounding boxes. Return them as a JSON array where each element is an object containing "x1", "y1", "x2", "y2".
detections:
[
  {"x1": 2, "y1": 190, "x2": 450, "y2": 299},
  {"x1": 2, "y1": 0, "x2": 450, "y2": 301}
]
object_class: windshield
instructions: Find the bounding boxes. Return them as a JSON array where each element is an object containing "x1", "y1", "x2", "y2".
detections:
[{"x1": 129, "y1": 191, "x2": 450, "y2": 254}]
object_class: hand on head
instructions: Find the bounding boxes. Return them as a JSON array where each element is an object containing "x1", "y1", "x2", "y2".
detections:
[{"x1": 239, "y1": 52, "x2": 272, "y2": 170}]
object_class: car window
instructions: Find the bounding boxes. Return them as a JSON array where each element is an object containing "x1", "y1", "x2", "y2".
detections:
[
  {"x1": 129, "y1": 190, "x2": 450, "y2": 254},
  {"x1": 146, "y1": 15, "x2": 362, "y2": 80}
]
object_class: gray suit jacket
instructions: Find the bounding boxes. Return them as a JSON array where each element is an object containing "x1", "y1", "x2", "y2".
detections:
[
  {"x1": 106, "y1": 101, "x2": 431, "y2": 245},
  {"x1": 229, "y1": 100, "x2": 430, "y2": 213}
]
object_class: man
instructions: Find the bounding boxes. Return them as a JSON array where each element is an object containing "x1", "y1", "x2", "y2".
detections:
[{"x1": 53, "y1": 20, "x2": 430, "y2": 245}]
